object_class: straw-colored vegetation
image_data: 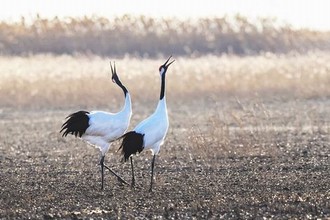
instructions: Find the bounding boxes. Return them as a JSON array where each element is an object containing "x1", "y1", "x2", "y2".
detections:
[
  {"x1": 0, "y1": 52, "x2": 329, "y2": 109},
  {"x1": 0, "y1": 52, "x2": 329, "y2": 159},
  {"x1": 0, "y1": 15, "x2": 329, "y2": 56}
]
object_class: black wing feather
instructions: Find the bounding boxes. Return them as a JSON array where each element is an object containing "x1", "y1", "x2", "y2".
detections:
[
  {"x1": 60, "y1": 111, "x2": 90, "y2": 137},
  {"x1": 118, "y1": 131, "x2": 144, "y2": 161}
]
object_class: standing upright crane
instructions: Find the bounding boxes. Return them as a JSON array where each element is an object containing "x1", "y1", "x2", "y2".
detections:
[
  {"x1": 119, "y1": 56, "x2": 175, "y2": 192},
  {"x1": 60, "y1": 62, "x2": 132, "y2": 189}
]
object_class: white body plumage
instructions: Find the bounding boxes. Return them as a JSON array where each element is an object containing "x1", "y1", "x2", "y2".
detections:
[
  {"x1": 134, "y1": 98, "x2": 168, "y2": 155},
  {"x1": 83, "y1": 94, "x2": 132, "y2": 156}
]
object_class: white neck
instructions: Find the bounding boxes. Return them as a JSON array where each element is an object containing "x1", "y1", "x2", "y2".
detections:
[
  {"x1": 120, "y1": 93, "x2": 132, "y2": 116},
  {"x1": 155, "y1": 96, "x2": 167, "y2": 115}
]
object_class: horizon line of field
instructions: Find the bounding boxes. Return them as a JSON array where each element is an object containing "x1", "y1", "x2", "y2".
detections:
[
  {"x1": 1, "y1": 117, "x2": 328, "y2": 133},
  {"x1": 187, "y1": 124, "x2": 329, "y2": 133}
]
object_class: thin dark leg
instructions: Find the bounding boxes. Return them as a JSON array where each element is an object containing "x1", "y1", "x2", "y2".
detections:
[
  {"x1": 149, "y1": 154, "x2": 156, "y2": 192},
  {"x1": 100, "y1": 156, "x2": 105, "y2": 190},
  {"x1": 130, "y1": 157, "x2": 135, "y2": 187},
  {"x1": 103, "y1": 164, "x2": 129, "y2": 185}
]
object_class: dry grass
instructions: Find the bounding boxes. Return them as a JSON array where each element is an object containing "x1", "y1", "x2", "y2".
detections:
[
  {"x1": 1, "y1": 54, "x2": 329, "y2": 155},
  {"x1": 187, "y1": 97, "x2": 329, "y2": 160},
  {"x1": 0, "y1": 52, "x2": 330, "y2": 109},
  {"x1": 1, "y1": 15, "x2": 329, "y2": 56}
]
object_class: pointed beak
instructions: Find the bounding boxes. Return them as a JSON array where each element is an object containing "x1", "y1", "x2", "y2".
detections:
[
  {"x1": 163, "y1": 55, "x2": 175, "y2": 68},
  {"x1": 114, "y1": 62, "x2": 117, "y2": 75},
  {"x1": 110, "y1": 61, "x2": 117, "y2": 83},
  {"x1": 110, "y1": 61, "x2": 114, "y2": 76}
]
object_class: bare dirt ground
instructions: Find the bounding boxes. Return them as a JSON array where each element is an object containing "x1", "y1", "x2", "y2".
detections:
[{"x1": 0, "y1": 97, "x2": 329, "y2": 219}]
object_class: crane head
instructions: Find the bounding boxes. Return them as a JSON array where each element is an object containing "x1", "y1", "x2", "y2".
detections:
[
  {"x1": 159, "y1": 55, "x2": 175, "y2": 75},
  {"x1": 110, "y1": 61, "x2": 120, "y2": 84}
]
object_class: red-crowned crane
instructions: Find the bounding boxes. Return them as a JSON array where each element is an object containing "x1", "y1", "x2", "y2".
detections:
[
  {"x1": 60, "y1": 62, "x2": 132, "y2": 190},
  {"x1": 119, "y1": 56, "x2": 175, "y2": 192}
]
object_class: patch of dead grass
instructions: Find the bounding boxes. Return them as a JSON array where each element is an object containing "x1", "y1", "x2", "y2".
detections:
[{"x1": 0, "y1": 52, "x2": 330, "y2": 109}]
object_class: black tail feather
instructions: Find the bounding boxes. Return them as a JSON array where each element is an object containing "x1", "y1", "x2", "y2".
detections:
[
  {"x1": 119, "y1": 131, "x2": 144, "y2": 162},
  {"x1": 60, "y1": 111, "x2": 90, "y2": 137}
]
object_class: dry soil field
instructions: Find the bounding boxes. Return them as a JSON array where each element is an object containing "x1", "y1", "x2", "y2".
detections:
[{"x1": 0, "y1": 53, "x2": 330, "y2": 219}]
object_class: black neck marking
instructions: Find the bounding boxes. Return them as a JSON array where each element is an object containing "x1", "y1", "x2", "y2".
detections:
[
  {"x1": 114, "y1": 77, "x2": 128, "y2": 97},
  {"x1": 118, "y1": 82, "x2": 128, "y2": 97},
  {"x1": 159, "y1": 72, "x2": 166, "y2": 100}
]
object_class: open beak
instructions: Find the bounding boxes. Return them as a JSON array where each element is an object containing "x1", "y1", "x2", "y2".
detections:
[
  {"x1": 163, "y1": 55, "x2": 175, "y2": 68},
  {"x1": 110, "y1": 61, "x2": 114, "y2": 76},
  {"x1": 110, "y1": 61, "x2": 117, "y2": 83}
]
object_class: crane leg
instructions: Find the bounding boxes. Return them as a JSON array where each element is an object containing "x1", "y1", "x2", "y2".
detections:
[
  {"x1": 130, "y1": 157, "x2": 135, "y2": 187},
  {"x1": 100, "y1": 156, "x2": 129, "y2": 186},
  {"x1": 103, "y1": 164, "x2": 129, "y2": 185},
  {"x1": 100, "y1": 156, "x2": 105, "y2": 190},
  {"x1": 149, "y1": 154, "x2": 156, "y2": 192}
]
